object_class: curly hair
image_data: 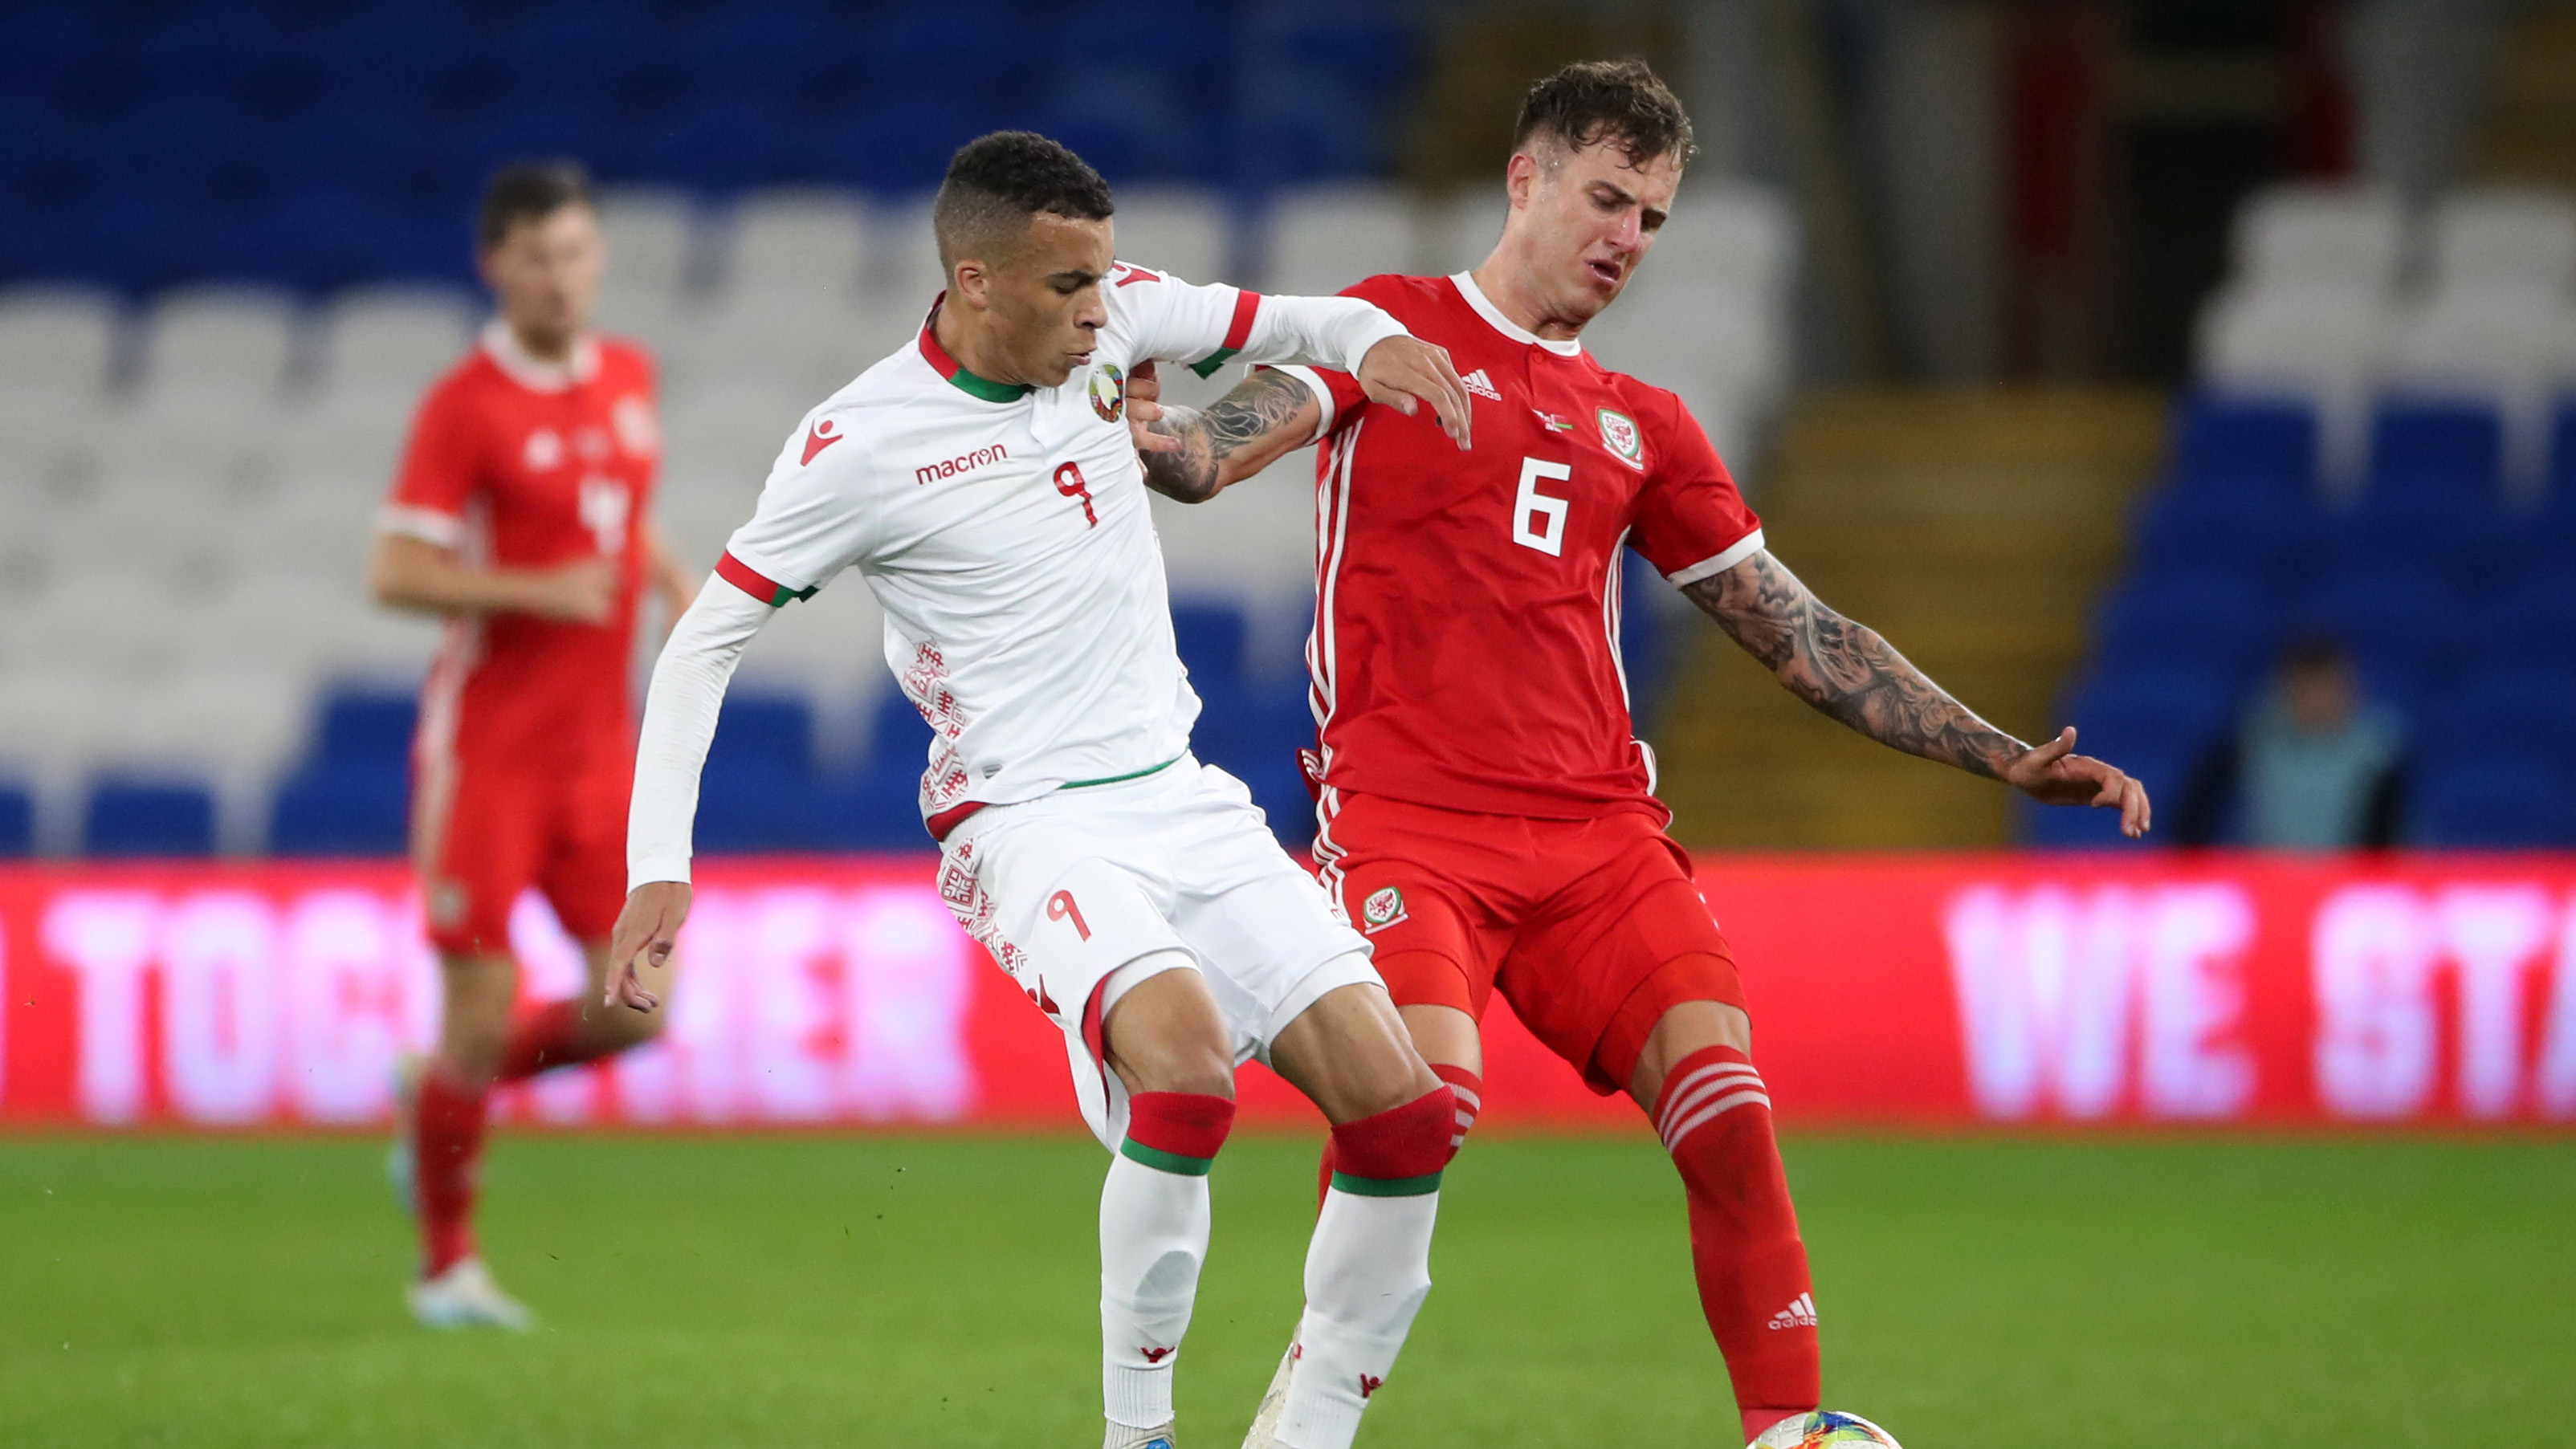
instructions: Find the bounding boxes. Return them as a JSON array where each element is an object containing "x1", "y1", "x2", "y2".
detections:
[
  {"x1": 1512, "y1": 59, "x2": 1696, "y2": 169},
  {"x1": 934, "y1": 131, "x2": 1116, "y2": 271}
]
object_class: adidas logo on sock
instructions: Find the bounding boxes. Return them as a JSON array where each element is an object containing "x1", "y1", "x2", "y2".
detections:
[
  {"x1": 1460, "y1": 368, "x2": 1501, "y2": 401},
  {"x1": 1767, "y1": 1292, "x2": 1818, "y2": 1331}
]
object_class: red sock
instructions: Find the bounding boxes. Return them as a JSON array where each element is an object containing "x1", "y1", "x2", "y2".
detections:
[
  {"x1": 412, "y1": 1065, "x2": 488, "y2": 1277},
  {"x1": 1652, "y1": 1045, "x2": 1820, "y2": 1444},
  {"x1": 496, "y1": 999, "x2": 612, "y2": 1083},
  {"x1": 1314, "y1": 1063, "x2": 1482, "y2": 1211}
]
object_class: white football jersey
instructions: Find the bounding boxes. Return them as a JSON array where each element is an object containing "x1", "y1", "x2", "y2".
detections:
[{"x1": 712, "y1": 265, "x2": 1406, "y2": 829}]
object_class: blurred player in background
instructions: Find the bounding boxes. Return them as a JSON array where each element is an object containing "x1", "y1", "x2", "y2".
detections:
[
  {"x1": 609, "y1": 132, "x2": 1476, "y2": 1449},
  {"x1": 369, "y1": 161, "x2": 699, "y2": 1329},
  {"x1": 1135, "y1": 61, "x2": 2150, "y2": 1447}
]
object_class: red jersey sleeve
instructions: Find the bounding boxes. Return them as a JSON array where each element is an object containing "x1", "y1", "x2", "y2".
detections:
[
  {"x1": 1628, "y1": 389, "x2": 1766, "y2": 585},
  {"x1": 380, "y1": 374, "x2": 483, "y2": 548}
]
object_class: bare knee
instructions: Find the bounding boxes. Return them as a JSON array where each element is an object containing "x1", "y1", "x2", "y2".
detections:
[
  {"x1": 1272, "y1": 982, "x2": 1442, "y2": 1125},
  {"x1": 1102, "y1": 964, "x2": 1236, "y2": 1100},
  {"x1": 1628, "y1": 1000, "x2": 1754, "y2": 1109}
]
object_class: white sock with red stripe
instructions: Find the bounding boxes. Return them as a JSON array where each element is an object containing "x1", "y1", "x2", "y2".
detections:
[
  {"x1": 1652, "y1": 1046, "x2": 1820, "y2": 1443},
  {"x1": 1279, "y1": 1087, "x2": 1457, "y2": 1449},
  {"x1": 1100, "y1": 1091, "x2": 1234, "y2": 1429}
]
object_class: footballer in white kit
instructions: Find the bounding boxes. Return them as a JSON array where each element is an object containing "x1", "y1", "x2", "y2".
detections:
[{"x1": 607, "y1": 133, "x2": 1480, "y2": 1449}]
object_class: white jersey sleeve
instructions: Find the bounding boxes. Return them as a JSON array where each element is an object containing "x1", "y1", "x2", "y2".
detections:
[
  {"x1": 1105, "y1": 261, "x2": 1407, "y2": 381},
  {"x1": 627, "y1": 580, "x2": 776, "y2": 888},
  {"x1": 716, "y1": 409, "x2": 881, "y2": 597}
]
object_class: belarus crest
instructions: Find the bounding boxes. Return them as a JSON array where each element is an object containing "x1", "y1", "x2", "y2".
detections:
[
  {"x1": 1597, "y1": 408, "x2": 1644, "y2": 469},
  {"x1": 1359, "y1": 885, "x2": 1409, "y2": 934},
  {"x1": 1089, "y1": 362, "x2": 1127, "y2": 422}
]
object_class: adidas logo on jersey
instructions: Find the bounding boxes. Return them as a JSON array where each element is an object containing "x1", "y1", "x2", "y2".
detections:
[
  {"x1": 1768, "y1": 1292, "x2": 1818, "y2": 1331},
  {"x1": 1460, "y1": 368, "x2": 1501, "y2": 401}
]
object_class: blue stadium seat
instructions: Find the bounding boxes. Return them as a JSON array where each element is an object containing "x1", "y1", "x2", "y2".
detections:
[
  {"x1": 2414, "y1": 671, "x2": 2576, "y2": 765},
  {"x1": 0, "y1": 781, "x2": 32, "y2": 857},
  {"x1": 695, "y1": 691, "x2": 821, "y2": 852},
  {"x1": 2026, "y1": 665, "x2": 2240, "y2": 847},
  {"x1": 1171, "y1": 600, "x2": 1250, "y2": 692},
  {"x1": 2407, "y1": 757, "x2": 2575, "y2": 848},
  {"x1": 84, "y1": 777, "x2": 218, "y2": 858},
  {"x1": 2127, "y1": 484, "x2": 2312, "y2": 584},
  {"x1": 2462, "y1": 572, "x2": 2576, "y2": 675},
  {"x1": 268, "y1": 772, "x2": 409, "y2": 857},
  {"x1": 2366, "y1": 397, "x2": 2504, "y2": 503},
  {"x1": 808, "y1": 766, "x2": 934, "y2": 851},
  {"x1": 2286, "y1": 564, "x2": 2463, "y2": 692},
  {"x1": 2090, "y1": 568, "x2": 2276, "y2": 680},
  {"x1": 2169, "y1": 394, "x2": 2318, "y2": 495},
  {"x1": 2321, "y1": 491, "x2": 2503, "y2": 581}
]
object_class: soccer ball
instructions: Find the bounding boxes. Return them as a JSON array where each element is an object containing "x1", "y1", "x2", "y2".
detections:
[{"x1": 1748, "y1": 1409, "x2": 1904, "y2": 1449}]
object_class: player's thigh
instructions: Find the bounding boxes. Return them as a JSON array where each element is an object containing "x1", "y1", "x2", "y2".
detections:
[
  {"x1": 1498, "y1": 825, "x2": 1744, "y2": 1096},
  {"x1": 536, "y1": 739, "x2": 634, "y2": 950},
  {"x1": 940, "y1": 812, "x2": 1208, "y2": 1146},
  {"x1": 1267, "y1": 981, "x2": 1440, "y2": 1124},
  {"x1": 419, "y1": 755, "x2": 549, "y2": 959}
]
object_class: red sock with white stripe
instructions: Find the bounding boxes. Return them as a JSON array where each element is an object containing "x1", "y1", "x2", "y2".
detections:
[
  {"x1": 495, "y1": 1000, "x2": 614, "y2": 1082},
  {"x1": 411, "y1": 1064, "x2": 487, "y2": 1278},
  {"x1": 1652, "y1": 1046, "x2": 1820, "y2": 1445},
  {"x1": 1101, "y1": 1091, "x2": 1236, "y2": 1429},
  {"x1": 1281, "y1": 1085, "x2": 1457, "y2": 1449}
]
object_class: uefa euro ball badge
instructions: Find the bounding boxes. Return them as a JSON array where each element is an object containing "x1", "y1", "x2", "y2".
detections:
[
  {"x1": 1090, "y1": 362, "x2": 1127, "y2": 422},
  {"x1": 1748, "y1": 1410, "x2": 1904, "y2": 1449}
]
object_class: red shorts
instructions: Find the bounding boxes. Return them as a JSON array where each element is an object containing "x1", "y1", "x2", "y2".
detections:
[
  {"x1": 1315, "y1": 792, "x2": 1744, "y2": 1095},
  {"x1": 412, "y1": 731, "x2": 631, "y2": 956}
]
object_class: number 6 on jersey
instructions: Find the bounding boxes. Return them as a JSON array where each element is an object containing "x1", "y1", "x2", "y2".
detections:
[{"x1": 1512, "y1": 457, "x2": 1571, "y2": 556}]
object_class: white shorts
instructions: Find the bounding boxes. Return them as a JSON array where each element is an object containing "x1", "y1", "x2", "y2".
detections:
[{"x1": 935, "y1": 755, "x2": 1378, "y2": 1148}]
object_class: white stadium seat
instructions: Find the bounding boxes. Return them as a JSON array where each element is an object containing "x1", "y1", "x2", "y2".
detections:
[
  {"x1": 2381, "y1": 287, "x2": 2576, "y2": 487},
  {"x1": 1264, "y1": 184, "x2": 1414, "y2": 296},
  {"x1": 1654, "y1": 185, "x2": 1803, "y2": 299},
  {"x1": 137, "y1": 285, "x2": 301, "y2": 405},
  {"x1": 1109, "y1": 187, "x2": 1230, "y2": 284},
  {"x1": 2428, "y1": 186, "x2": 2576, "y2": 295},
  {"x1": 2232, "y1": 185, "x2": 2407, "y2": 294},
  {"x1": 318, "y1": 284, "x2": 478, "y2": 399},
  {"x1": 595, "y1": 185, "x2": 701, "y2": 301},
  {"x1": 2197, "y1": 279, "x2": 2393, "y2": 483},
  {"x1": 871, "y1": 195, "x2": 947, "y2": 307},
  {"x1": 1420, "y1": 188, "x2": 1508, "y2": 278},
  {"x1": 0, "y1": 284, "x2": 120, "y2": 405},
  {"x1": 721, "y1": 187, "x2": 870, "y2": 303}
]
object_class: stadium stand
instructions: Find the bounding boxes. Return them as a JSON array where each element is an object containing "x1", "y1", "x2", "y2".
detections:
[
  {"x1": 0, "y1": 3, "x2": 1799, "y2": 858},
  {"x1": 2037, "y1": 181, "x2": 2576, "y2": 848}
]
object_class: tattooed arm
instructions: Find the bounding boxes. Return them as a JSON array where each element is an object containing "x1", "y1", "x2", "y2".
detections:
[
  {"x1": 1685, "y1": 550, "x2": 2151, "y2": 833},
  {"x1": 1131, "y1": 364, "x2": 1327, "y2": 504}
]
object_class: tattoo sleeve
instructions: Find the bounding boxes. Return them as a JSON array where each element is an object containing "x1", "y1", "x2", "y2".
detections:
[
  {"x1": 1683, "y1": 551, "x2": 2030, "y2": 780},
  {"x1": 1137, "y1": 368, "x2": 1318, "y2": 504}
]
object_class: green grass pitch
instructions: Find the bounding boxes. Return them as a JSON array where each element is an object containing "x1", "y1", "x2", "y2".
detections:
[{"x1": 2, "y1": 1130, "x2": 2570, "y2": 1447}]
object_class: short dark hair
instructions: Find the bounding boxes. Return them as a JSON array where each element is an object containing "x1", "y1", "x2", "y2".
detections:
[
  {"x1": 477, "y1": 161, "x2": 593, "y2": 250},
  {"x1": 1513, "y1": 59, "x2": 1696, "y2": 169},
  {"x1": 933, "y1": 131, "x2": 1115, "y2": 272},
  {"x1": 2279, "y1": 633, "x2": 2353, "y2": 675}
]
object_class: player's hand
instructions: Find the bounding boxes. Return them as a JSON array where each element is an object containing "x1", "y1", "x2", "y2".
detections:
[
  {"x1": 604, "y1": 881, "x2": 691, "y2": 1012},
  {"x1": 1355, "y1": 336, "x2": 1473, "y2": 450},
  {"x1": 524, "y1": 557, "x2": 619, "y2": 624},
  {"x1": 2003, "y1": 727, "x2": 2152, "y2": 838},
  {"x1": 1124, "y1": 360, "x2": 1183, "y2": 455}
]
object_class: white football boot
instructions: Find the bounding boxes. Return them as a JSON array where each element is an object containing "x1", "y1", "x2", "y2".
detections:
[
  {"x1": 1236, "y1": 1343, "x2": 1294, "y2": 1448},
  {"x1": 1103, "y1": 1421, "x2": 1176, "y2": 1449},
  {"x1": 408, "y1": 1257, "x2": 534, "y2": 1331}
]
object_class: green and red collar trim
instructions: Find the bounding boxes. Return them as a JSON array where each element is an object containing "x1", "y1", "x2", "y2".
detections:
[{"x1": 918, "y1": 295, "x2": 1036, "y2": 403}]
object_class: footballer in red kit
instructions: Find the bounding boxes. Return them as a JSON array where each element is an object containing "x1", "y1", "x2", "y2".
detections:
[
  {"x1": 369, "y1": 162, "x2": 699, "y2": 1329},
  {"x1": 1132, "y1": 62, "x2": 2150, "y2": 1447}
]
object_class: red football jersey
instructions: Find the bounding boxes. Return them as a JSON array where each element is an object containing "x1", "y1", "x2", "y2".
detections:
[
  {"x1": 380, "y1": 324, "x2": 661, "y2": 754},
  {"x1": 1279, "y1": 272, "x2": 1764, "y2": 821}
]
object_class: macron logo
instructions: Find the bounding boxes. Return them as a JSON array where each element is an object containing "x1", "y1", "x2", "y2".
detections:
[
  {"x1": 802, "y1": 419, "x2": 844, "y2": 465},
  {"x1": 1768, "y1": 1292, "x2": 1818, "y2": 1331},
  {"x1": 1461, "y1": 368, "x2": 1500, "y2": 401},
  {"x1": 915, "y1": 443, "x2": 1009, "y2": 486}
]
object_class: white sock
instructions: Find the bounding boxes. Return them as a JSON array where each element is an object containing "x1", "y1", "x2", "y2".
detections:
[
  {"x1": 1098, "y1": 1147, "x2": 1210, "y2": 1427},
  {"x1": 1276, "y1": 1185, "x2": 1440, "y2": 1449}
]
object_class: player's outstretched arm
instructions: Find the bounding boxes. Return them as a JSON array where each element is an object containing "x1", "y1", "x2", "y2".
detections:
[
  {"x1": 1685, "y1": 550, "x2": 2150, "y2": 837},
  {"x1": 1133, "y1": 364, "x2": 1323, "y2": 503},
  {"x1": 369, "y1": 533, "x2": 618, "y2": 622}
]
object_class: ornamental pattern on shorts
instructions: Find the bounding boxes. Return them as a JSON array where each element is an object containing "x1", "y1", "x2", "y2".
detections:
[{"x1": 936, "y1": 836, "x2": 1034, "y2": 985}]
